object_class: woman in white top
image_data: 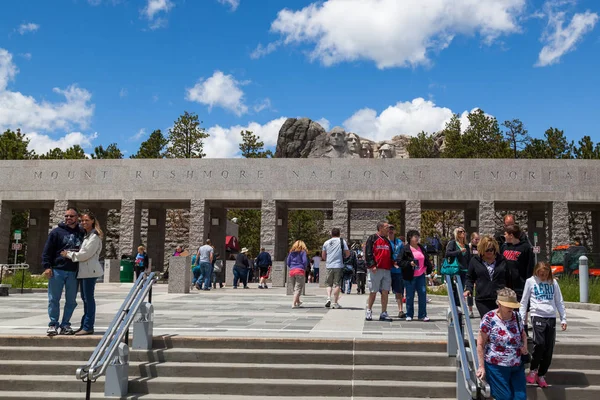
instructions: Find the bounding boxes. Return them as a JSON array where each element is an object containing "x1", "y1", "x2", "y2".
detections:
[{"x1": 61, "y1": 212, "x2": 103, "y2": 335}]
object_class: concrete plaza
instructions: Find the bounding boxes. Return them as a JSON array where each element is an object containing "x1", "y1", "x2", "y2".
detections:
[{"x1": 1, "y1": 282, "x2": 599, "y2": 343}]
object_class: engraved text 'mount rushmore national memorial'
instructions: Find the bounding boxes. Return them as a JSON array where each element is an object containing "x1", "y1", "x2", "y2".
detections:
[{"x1": 274, "y1": 117, "x2": 445, "y2": 159}]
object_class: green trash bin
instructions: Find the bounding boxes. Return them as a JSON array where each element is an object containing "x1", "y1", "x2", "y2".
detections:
[{"x1": 120, "y1": 259, "x2": 134, "y2": 283}]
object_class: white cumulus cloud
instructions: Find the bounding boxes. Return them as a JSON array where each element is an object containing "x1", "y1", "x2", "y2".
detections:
[
  {"x1": 343, "y1": 98, "x2": 458, "y2": 141},
  {"x1": 204, "y1": 117, "x2": 287, "y2": 158},
  {"x1": 257, "y1": 0, "x2": 526, "y2": 68},
  {"x1": 17, "y1": 23, "x2": 39, "y2": 35},
  {"x1": 217, "y1": 0, "x2": 240, "y2": 11},
  {"x1": 25, "y1": 131, "x2": 98, "y2": 154},
  {"x1": 0, "y1": 48, "x2": 96, "y2": 151},
  {"x1": 186, "y1": 70, "x2": 249, "y2": 116},
  {"x1": 536, "y1": 2, "x2": 598, "y2": 67},
  {"x1": 141, "y1": 0, "x2": 174, "y2": 29}
]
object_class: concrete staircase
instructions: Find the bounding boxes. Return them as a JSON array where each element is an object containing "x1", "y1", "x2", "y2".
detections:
[{"x1": 0, "y1": 336, "x2": 598, "y2": 399}]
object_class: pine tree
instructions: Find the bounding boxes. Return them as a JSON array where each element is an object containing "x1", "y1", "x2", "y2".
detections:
[
  {"x1": 131, "y1": 129, "x2": 168, "y2": 158},
  {"x1": 239, "y1": 130, "x2": 272, "y2": 158},
  {"x1": 166, "y1": 111, "x2": 209, "y2": 158},
  {"x1": 502, "y1": 119, "x2": 530, "y2": 159},
  {"x1": 0, "y1": 129, "x2": 34, "y2": 160},
  {"x1": 91, "y1": 143, "x2": 123, "y2": 159},
  {"x1": 407, "y1": 131, "x2": 439, "y2": 158}
]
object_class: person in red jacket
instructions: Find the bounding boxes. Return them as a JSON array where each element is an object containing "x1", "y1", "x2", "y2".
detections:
[{"x1": 364, "y1": 221, "x2": 394, "y2": 321}]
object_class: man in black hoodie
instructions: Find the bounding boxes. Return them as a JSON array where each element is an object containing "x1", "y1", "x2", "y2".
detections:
[
  {"x1": 501, "y1": 224, "x2": 534, "y2": 301},
  {"x1": 495, "y1": 214, "x2": 532, "y2": 247},
  {"x1": 42, "y1": 207, "x2": 84, "y2": 336}
]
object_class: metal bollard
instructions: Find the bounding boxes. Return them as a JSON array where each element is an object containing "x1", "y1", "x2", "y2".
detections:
[
  {"x1": 104, "y1": 342, "x2": 129, "y2": 397},
  {"x1": 133, "y1": 302, "x2": 154, "y2": 350},
  {"x1": 579, "y1": 256, "x2": 589, "y2": 303}
]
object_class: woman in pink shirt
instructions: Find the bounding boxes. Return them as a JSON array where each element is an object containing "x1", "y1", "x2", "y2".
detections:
[{"x1": 398, "y1": 230, "x2": 433, "y2": 321}]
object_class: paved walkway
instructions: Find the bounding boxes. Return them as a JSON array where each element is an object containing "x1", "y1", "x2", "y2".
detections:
[{"x1": 1, "y1": 283, "x2": 599, "y2": 343}]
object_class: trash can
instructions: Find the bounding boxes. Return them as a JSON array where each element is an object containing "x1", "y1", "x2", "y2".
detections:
[{"x1": 120, "y1": 259, "x2": 134, "y2": 283}]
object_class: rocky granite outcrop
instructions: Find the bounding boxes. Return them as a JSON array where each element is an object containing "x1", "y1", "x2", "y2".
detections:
[{"x1": 275, "y1": 118, "x2": 444, "y2": 159}]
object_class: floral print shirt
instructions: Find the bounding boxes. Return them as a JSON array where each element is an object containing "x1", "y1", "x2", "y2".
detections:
[{"x1": 480, "y1": 310, "x2": 524, "y2": 367}]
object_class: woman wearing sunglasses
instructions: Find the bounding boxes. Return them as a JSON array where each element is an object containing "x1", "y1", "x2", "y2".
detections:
[{"x1": 464, "y1": 235, "x2": 509, "y2": 318}]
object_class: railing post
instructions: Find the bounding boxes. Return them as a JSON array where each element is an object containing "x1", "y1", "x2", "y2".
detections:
[
  {"x1": 104, "y1": 342, "x2": 129, "y2": 397},
  {"x1": 580, "y1": 255, "x2": 589, "y2": 303},
  {"x1": 133, "y1": 302, "x2": 154, "y2": 350},
  {"x1": 447, "y1": 308, "x2": 458, "y2": 357}
]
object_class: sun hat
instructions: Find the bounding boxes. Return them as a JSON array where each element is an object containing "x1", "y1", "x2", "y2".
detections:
[
  {"x1": 241, "y1": 247, "x2": 249, "y2": 253},
  {"x1": 497, "y1": 294, "x2": 520, "y2": 309}
]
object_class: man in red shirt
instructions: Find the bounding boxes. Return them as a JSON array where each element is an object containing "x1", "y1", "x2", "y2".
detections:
[{"x1": 364, "y1": 221, "x2": 394, "y2": 321}]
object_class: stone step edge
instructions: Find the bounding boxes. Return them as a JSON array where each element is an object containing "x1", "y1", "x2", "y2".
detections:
[
  {"x1": 0, "y1": 393, "x2": 456, "y2": 400},
  {"x1": 0, "y1": 375, "x2": 456, "y2": 387},
  {"x1": 0, "y1": 346, "x2": 452, "y2": 357},
  {"x1": 0, "y1": 360, "x2": 456, "y2": 371}
]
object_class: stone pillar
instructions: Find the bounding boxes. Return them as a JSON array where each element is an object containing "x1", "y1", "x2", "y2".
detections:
[
  {"x1": 592, "y1": 211, "x2": 600, "y2": 254},
  {"x1": 26, "y1": 209, "x2": 50, "y2": 273},
  {"x1": 404, "y1": 200, "x2": 421, "y2": 237},
  {"x1": 464, "y1": 207, "x2": 478, "y2": 238},
  {"x1": 189, "y1": 199, "x2": 209, "y2": 253},
  {"x1": 168, "y1": 255, "x2": 191, "y2": 294},
  {"x1": 260, "y1": 199, "x2": 276, "y2": 257},
  {"x1": 551, "y1": 201, "x2": 570, "y2": 250},
  {"x1": 119, "y1": 200, "x2": 142, "y2": 258},
  {"x1": 332, "y1": 199, "x2": 350, "y2": 240},
  {"x1": 272, "y1": 261, "x2": 286, "y2": 288},
  {"x1": 49, "y1": 200, "x2": 69, "y2": 232},
  {"x1": 103, "y1": 259, "x2": 120, "y2": 283},
  {"x1": 478, "y1": 201, "x2": 496, "y2": 237},
  {"x1": 0, "y1": 201, "x2": 13, "y2": 264},
  {"x1": 146, "y1": 208, "x2": 166, "y2": 272},
  {"x1": 209, "y1": 207, "x2": 227, "y2": 282},
  {"x1": 275, "y1": 203, "x2": 289, "y2": 261},
  {"x1": 528, "y1": 208, "x2": 548, "y2": 261}
]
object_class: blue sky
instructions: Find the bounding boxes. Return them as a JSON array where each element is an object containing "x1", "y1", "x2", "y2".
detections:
[{"x1": 0, "y1": 0, "x2": 599, "y2": 158}]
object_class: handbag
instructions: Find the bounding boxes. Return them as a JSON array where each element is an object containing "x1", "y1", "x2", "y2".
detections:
[
  {"x1": 515, "y1": 313, "x2": 531, "y2": 364},
  {"x1": 441, "y1": 257, "x2": 460, "y2": 275}
]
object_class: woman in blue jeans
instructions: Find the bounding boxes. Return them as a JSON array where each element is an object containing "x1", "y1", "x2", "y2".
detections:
[
  {"x1": 398, "y1": 230, "x2": 432, "y2": 322},
  {"x1": 477, "y1": 288, "x2": 528, "y2": 400},
  {"x1": 62, "y1": 212, "x2": 104, "y2": 335}
]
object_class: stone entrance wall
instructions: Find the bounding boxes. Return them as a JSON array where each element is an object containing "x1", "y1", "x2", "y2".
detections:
[{"x1": 1, "y1": 158, "x2": 600, "y2": 273}]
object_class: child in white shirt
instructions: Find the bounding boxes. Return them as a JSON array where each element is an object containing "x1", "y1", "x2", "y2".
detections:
[{"x1": 519, "y1": 261, "x2": 567, "y2": 388}]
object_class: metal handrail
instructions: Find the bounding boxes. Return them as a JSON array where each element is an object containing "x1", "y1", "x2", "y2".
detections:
[
  {"x1": 446, "y1": 275, "x2": 478, "y2": 398},
  {"x1": 76, "y1": 271, "x2": 156, "y2": 383},
  {"x1": 454, "y1": 276, "x2": 491, "y2": 398}
]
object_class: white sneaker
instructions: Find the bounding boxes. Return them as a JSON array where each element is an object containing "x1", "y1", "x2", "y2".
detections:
[
  {"x1": 365, "y1": 309, "x2": 373, "y2": 321},
  {"x1": 405, "y1": 317, "x2": 413, "y2": 321},
  {"x1": 332, "y1": 303, "x2": 342, "y2": 309}
]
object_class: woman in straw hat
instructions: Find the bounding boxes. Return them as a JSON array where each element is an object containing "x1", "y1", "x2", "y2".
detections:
[{"x1": 476, "y1": 287, "x2": 528, "y2": 400}]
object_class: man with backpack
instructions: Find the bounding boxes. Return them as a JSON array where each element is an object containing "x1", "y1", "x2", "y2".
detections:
[{"x1": 321, "y1": 228, "x2": 350, "y2": 309}]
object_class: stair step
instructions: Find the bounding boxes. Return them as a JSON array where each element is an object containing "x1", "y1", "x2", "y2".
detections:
[
  {"x1": 526, "y1": 385, "x2": 600, "y2": 400},
  {"x1": 0, "y1": 375, "x2": 455, "y2": 397},
  {"x1": 0, "y1": 346, "x2": 451, "y2": 367},
  {"x1": 549, "y1": 354, "x2": 600, "y2": 370},
  {"x1": 0, "y1": 360, "x2": 455, "y2": 381},
  {"x1": 0, "y1": 392, "x2": 455, "y2": 400}
]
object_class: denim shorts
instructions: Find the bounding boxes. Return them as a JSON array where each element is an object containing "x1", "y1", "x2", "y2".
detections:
[{"x1": 391, "y1": 273, "x2": 404, "y2": 294}]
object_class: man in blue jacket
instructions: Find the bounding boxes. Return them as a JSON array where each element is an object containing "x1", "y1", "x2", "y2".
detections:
[{"x1": 42, "y1": 207, "x2": 84, "y2": 336}]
